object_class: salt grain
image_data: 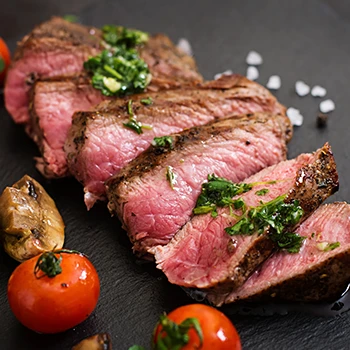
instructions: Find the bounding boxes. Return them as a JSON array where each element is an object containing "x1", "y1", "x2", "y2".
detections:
[
  {"x1": 266, "y1": 75, "x2": 281, "y2": 90},
  {"x1": 246, "y1": 66, "x2": 259, "y2": 81},
  {"x1": 287, "y1": 107, "x2": 304, "y2": 126},
  {"x1": 311, "y1": 85, "x2": 327, "y2": 97},
  {"x1": 176, "y1": 38, "x2": 193, "y2": 56},
  {"x1": 295, "y1": 81, "x2": 310, "y2": 97},
  {"x1": 320, "y1": 99, "x2": 335, "y2": 113},
  {"x1": 214, "y1": 70, "x2": 233, "y2": 80},
  {"x1": 246, "y1": 51, "x2": 263, "y2": 65}
]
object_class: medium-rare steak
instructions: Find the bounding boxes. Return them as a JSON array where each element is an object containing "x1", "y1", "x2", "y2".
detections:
[
  {"x1": 5, "y1": 17, "x2": 102, "y2": 127},
  {"x1": 30, "y1": 75, "x2": 105, "y2": 178},
  {"x1": 5, "y1": 17, "x2": 202, "y2": 132},
  {"x1": 154, "y1": 143, "x2": 338, "y2": 296},
  {"x1": 65, "y1": 74, "x2": 288, "y2": 209},
  {"x1": 106, "y1": 113, "x2": 291, "y2": 256},
  {"x1": 28, "y1": 29, "x2": 203, "y2": 179},
  {"x1": 212, "y1": 203, "x2": 350, "y2": 306}
]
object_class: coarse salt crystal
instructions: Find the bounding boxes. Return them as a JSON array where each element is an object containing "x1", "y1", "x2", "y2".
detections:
[
  {"x1": 266, "y1": 75, "x2": 281, "y2": 90},
  {"x1": 311, "y1": 85, "x2": 327, "y2": 97},
  {"x1": 176, "y1": 38, "x2": 193, "y2": 56},
  {"x1": 320, "y1": 99, "x2": 335, "y2": 113},
  {"x1": 246, "y1": 66, "x2": 259, "y2": 81},
  {"x1": 214, "y1": 70, "x2": 233, "y2": 80},
  {"x1": 246, "y1": 51, "x2": 263, "y2": 65},
  {"x1": 295, "y1": 81, "x2": 310, "y2": 97},
  {"x1": 287, "y1": 107, "x2": 304, "y2": 126}
]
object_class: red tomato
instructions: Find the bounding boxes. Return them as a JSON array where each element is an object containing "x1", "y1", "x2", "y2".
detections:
[
  {"x1": 0, "y1": 38, "x2": 11, "y2": 84},
  {"x1": 7, "y1": 250, "x2": 100, "y2": 334},
  {"x1": 153, "y1": 304, "x2": 241, "y2": 350}
]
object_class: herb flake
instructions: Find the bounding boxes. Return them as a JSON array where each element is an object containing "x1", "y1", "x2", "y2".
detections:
[
  {"x1": 317, "y1": 241, "x2": 340, "y2": 252},
  {"x1": 166, "y1": 166, "x2": 176, "y2": 190},
  {"x1": 153, "y1": 136, "x2": 173, "y2": 148},
  {"x1": 255, "y1": 188, "x2": 269, "y2": 196},
  {"x1": 141, "y1": 97, "x2": 153, "y2": 105},
  {"x1": 193, "y1": 174, "x2": 253, "y2": 217},
  {"x1": 225, "y1": 195, "x2": 305, "y2": 253}
]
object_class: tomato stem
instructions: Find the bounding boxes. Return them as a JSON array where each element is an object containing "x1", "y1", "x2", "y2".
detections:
[
  {"x1": 152, "y1": 314, "x2": 203, "y2": 350},
  {"x1": 34, "y1": 249, "x2": 84, "y2": 279}
]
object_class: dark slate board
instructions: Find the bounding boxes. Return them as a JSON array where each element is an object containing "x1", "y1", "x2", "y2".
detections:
[{"x1": 1, "y1": 0, "x2": 350, "y2": 349}]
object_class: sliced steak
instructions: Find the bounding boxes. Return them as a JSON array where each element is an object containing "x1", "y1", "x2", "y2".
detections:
[
  {"x1": 5, "y1": 17, "x2": 202, "y2": 131},
  {"x1": 214, "y1": 203, "x2": 350, "y2": 306},
  {"x1": 65, "y1": 74, "x2": 288, "y2": 209},
  {"x1": 106, "y1": 113, "x2": 290, "y2": 256},
  {"x1": 5, "y1": 17, "x2": 102, "y2": 127},
  {"x1": 154, "y1": 143, "x2": 338, "y2": 296},
  {"x1": 29, "y1": 75, "x2": 105, "y2": 178}
]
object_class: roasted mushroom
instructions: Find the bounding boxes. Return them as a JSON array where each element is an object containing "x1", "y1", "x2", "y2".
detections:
[
  {"x1": 0, "y1": 175, "x2": 64, "y2": 261},
  {"x1": 72, "y1": 333, "x2": 112, "y2": 350}
]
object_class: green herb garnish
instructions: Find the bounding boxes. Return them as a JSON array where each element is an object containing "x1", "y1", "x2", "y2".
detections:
[
  {"x1": 84, "y1": 48, "x2": 151, "y2": 96},
  {"x1": 256, "y1": 188, "x2": 269, "y2": 196},
  {"x1": 128, "y1": 346, "x2": 145, "y2": 350},
  {"x1": 84, "y1": 25, "x2": 150, "y2": 97},
  {"x1": 127, "y1": 99, "x2": 134, "y2": 116},
  {"x1": 141, "y1": 97, "x2": 153, "y2": 105},
  {"x1": 225, "y1": 195, "x2": 305, "y2": 253},
  {"x1": 317, "y1": 241, "x2": 340, "y2": 252},
  {"x1": 153, "y1": 136, "x2": 173, "y2": 148},
  {"x1": 102, "y1": 25, "x2": 149, "y2": 48},
  {"x1": 123, "y1": 118, "x2": 143, "y2": 134},
  {"x1": 166, "y1": 166, "x2": 176, "y2": 190},
  {"x1": 193, "y1": 174, "x2": 253, "y2": 217},
  {"x1": 123, "y1": 100, "x2": 152, "y2": 133}
]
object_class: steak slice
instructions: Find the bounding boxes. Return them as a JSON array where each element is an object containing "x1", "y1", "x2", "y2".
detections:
[
  {"x1": 5, "y1": 17, "x2": 202, "y2": 130},
  {"x1": 213, "y1": 203, "x2": 350, "y2": 306},
  {"x1": 30, "y1": 75, "x2": 106, "y2": 178},
  {"x1": 106, "y1": 113, "x2": 290, "y2": 256},
  {"x1": 65, "y1": 74, "x2": 288, "y2": 209},
  {"x1": 5, "y1": 17, "x2": 102, "y2": 127},
  {"x1": 154, "y1": 143, "x2": 338, "y2": 295}
]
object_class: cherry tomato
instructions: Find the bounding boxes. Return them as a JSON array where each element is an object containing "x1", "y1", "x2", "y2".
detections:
[
  {"x1": 153, "y1": 304, "x2": 241, "y2": 350},
  {"x1": 7, "y1": 250, "x2": 100, "y2": 334},
  {"x1": 0, "y1": 38, "x2": 10, "y2": 84}
]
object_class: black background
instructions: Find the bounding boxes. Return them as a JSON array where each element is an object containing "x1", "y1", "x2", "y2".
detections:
[{"x1": 1, "y1": 0, "x2": 350, "y2": 349}]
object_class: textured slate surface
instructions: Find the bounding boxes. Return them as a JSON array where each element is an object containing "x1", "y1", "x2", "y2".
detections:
[{"x1": 1, "y1": 0, "x2": 350, "y2": 349}]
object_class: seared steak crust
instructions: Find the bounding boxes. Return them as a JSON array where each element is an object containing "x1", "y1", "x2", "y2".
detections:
[
  {"x1": 13, "y1": 16, "x2": 102, "y2": 61},
  {"x1": 106, "y1": 113, "x2": 290, "y2": 255},
  {"x1": 217, "y1": 203, "x2": 350, "y2": 306},
  {"x1": 65, "y1": 74, "x2": 288, "y2": 208},
  {"x1": 155, "y1": 144, "x2": 338, "y2": 296}
]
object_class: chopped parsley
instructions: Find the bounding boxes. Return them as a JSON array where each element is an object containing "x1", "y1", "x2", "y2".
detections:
[
  {"x1": 123, "y1": 118, "x2": 143, "y2": 134},
  {"x1": 317, "y1": 241, "x2": 340, "y2": 252},
  {"x1": 127, "y1": 99, "x2": 134, "y2": 116},
  {"x1": 193, "y1": 174, "x2": 253, "y2": 217},
  {"x1": 166, "y1": 166, "x2": 176, "y2": 190},
  {"x1": 102, "y1": 25, "x2": 149, "y2": 48},
  {"x1": 225, "y1": 195, "x2": 305, "y2": 253},
  {"x1": 153, "y1": 136, "x2": 173, "y2": 148},
  {"x1": 141, "y1": 97, "x2": 153, "y2": 105},
  {"x1": 123, "y1": 100, "x2": 152, "y2": 134},
  {"x1": 255, "y1": 188, "x2": 269, "y2": 196},
  {"x1": 84, "y1": 25, "x2": 151, "y2": 96}
]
